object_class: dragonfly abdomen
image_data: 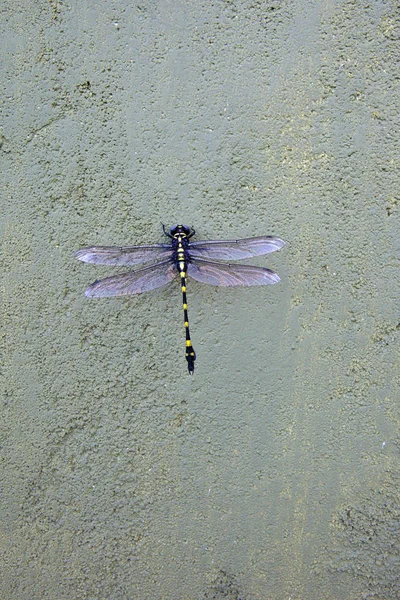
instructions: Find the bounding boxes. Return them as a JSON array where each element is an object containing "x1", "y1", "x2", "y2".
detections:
[{"x1": 176, "y1": 236, "x2": 196, "y2": 374}]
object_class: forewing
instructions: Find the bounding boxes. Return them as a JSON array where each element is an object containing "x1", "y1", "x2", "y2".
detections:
[
  {"x1": 187, "y1": 259, "x2": 280, "y2": 286},
  {"x1": 74, "y1": 244, "x2": 172, "y2": 265},
  {"x1": 84, "y1": 260, "x2": 177, "y2": 297},
  {"x1": 188, "y1": 236, "x2": 285, "y2": 260}
]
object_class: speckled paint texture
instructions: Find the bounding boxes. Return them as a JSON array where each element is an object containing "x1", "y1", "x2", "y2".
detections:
[{"x1": 1, "y1": 1, "x2": 399, "y2": 598}]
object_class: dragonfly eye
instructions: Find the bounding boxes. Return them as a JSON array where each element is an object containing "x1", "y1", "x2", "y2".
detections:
[
  {"x1": 169, "y1": 224, "x2": 180, "y2": 236},
  {"x1": 180, "y1": 225, "x2": 192, "y2": 236}
]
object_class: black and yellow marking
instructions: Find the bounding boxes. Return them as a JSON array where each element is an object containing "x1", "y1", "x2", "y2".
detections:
[{"x1": 174, "y1": 230, "x2": 196, "y2": 374}]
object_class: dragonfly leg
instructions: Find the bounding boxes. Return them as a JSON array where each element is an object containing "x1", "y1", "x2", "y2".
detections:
[{"x1": 162, "y1": 223, "x2": 173, "y2": 238}]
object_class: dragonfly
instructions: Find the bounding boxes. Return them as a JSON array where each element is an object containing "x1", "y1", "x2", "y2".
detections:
[{"x1": 75, "y1": 224, "x2": 285, "y2": 374}]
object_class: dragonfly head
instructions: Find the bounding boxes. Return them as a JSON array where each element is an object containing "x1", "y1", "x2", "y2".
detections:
[{"x1": 170, "y1": 224, "x2": 194, "y2": 238}]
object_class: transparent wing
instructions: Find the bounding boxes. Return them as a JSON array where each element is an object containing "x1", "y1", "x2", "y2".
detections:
[
  {"x1": 74, "y1": 244, "x2": 172, "y2": 266},
  {"x1": 84, "y1": 260, "x2": 177, "y2": 297},
  {"x1": 188, "y1": 236, "x2": 285, "y2": 260},
  {"x1": 187, "y1": 259, "x2": 280, "y2": 286}
]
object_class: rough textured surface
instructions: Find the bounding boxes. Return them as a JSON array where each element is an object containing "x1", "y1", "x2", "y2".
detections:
[{"x1": 1, "y1": 1, "x2": 399, "y2": 599}]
